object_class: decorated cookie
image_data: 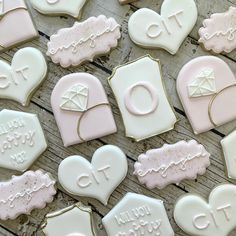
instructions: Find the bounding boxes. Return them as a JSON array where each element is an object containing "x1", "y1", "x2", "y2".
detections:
[
  {"x1": 58, "y1": 145, "x2": 127, "y2": 205},
  {"x1": 134, "y1": 140, "x2": 210, "y2": 189},
  {"x1": 30, "y1": 0, "x2": 87, "y2": 18},
  {"x1": 42, "y1": 203, "x2": 96, "y2": 236},
  {"x1": 0, "y1": 170, "x2": 56, "y2": 220},
  {"x1": 119, "y1": 0, "x2": 137, "y2": 5},
  {"x1": 199, "y1": 7, "x2": 236, "y2": 54},
  {"x1": 0, "y1": 47, "x2": 47, "y2": 106},
  {"x1": 108, "y1": 55, "x2": 177, "y2": 141},
  {"x1": 128, "y1": 0, "x2": 197, "y2": 54},
  {"x1": 51, "y1": 73, "x2": 117, "y2": 147},
  {"x1": 221, "y1": 130, "x2": 236, "y2": 179},
  {"x1": 0, "y1": 109, "x2": 47, "y2": 172},
  {"x1": 0, "y1": 0, "x2": 38, "y2": 52},
  {"x1": 47, "y1": 15, "x2": 121, "y2": 68},
  {"x1": 102, "y1": 193, "x2": 174, "y2": 236},
  {"x1": 177, "y1": 56, "x2": 236, "y2": 134},
  {"x1": 174, "y1": 184, "x2": 236, "y2": 236}
]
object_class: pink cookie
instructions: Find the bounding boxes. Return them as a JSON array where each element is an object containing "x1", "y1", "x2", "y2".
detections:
[
  {"x1": 0, "y1": 170, "x2": 56, "y2": 220},
  {"x1": 199, "y1": 7, "x2": 236, "y2": 54},
  {"x1": 0, "y1": 0, "x2": 38, "y2": 52},
  {"x1": 134, "y1": 140, "x2": 210, "y2": 189},
  {"x1": 51, "y1": 73, "x2": 117, "y2": 147},
  {"x1": 47, "y1": 15, "x2": 121, "y2": 68},
  {"x1": 177, "y1": 56, "x2": 236, "y2": 134}
]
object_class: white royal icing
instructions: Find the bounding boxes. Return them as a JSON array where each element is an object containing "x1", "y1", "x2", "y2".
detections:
[
  {"x1": 58, "y1": 145, "x2": 128, "y2": 205},
  {"x1": 109, "y1": 55, "x2": 177, "y2": 141},
  {"x1": 128, "y1": 0, "x2": 197, "y2": 54},
  {"x1": 0, "y1": 47, "x2": 47, "y2": 106},
  {"x1": 0, "y1": 109, "x2": 47, "y2": 172},
  {"x1": 30, "y1": 0, "x2": 87, "y2": 18},
  {"x1": 102, "y1": 193, "x2": 174, "y2": 236},
  {"x1": 174, "y1": 184, "x2": 236, "y2": 236},
  {"x1": 188, "y1": 68, "x2": 217, "y2": 98}
]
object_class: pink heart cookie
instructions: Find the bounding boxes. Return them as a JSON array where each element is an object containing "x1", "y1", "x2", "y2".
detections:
[
  {"x1": 51, "y1": 73, "x2": 117, "y2": 147},
  {"x1": 177, "y1": 56, "x2": 236, "y2": 134}
]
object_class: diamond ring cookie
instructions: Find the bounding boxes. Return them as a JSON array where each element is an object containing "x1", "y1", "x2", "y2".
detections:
[
  {"x1": 0, "y1": 47, "x2": 47, "y2": 106},
  {"x1": 47, "y1": 15, "x2": 121, "y2": 68},
  {"x1": 0, "y1": 170, "x2": 56, "y2": 220},
  {"x1": 58, "y1": 145, "x2": 128, "y2": 205},
  {"x1": 42, "y1": 203, "x2": 96, "y2": 236},
  {"x1": 108, "y1": 55, "x2": 177, "y2": 141},
  {"x1": 174, "y1": 184, "x2": 236, "y2": 236},
  {"x1": 134, "y1": 140, "x2": 210, "y2": 189},
  {"x1": 0, "y1": 0, "x2": 38, "y2": 52},
  {"x1": 177, "y1": 56, "x2": 236, "y2": 134},
  {"x1": 102, "y1": 193, "x2": 174, "y2": 236},
  {"x1": 199, "y1": 7, "x2": 236, "y2": 54},
  {"x1": 30, "y1": 0, "x2": 87, "y2": 18},
  {"x1": 0, "y1": 109, "x2": 47, "y2": 172},
  {"x1": 128, "y1": 0, "x2": 197, "y2": 54},
  {"x1": 51, "y1": 73, "x2": 117, "y2": 147}
]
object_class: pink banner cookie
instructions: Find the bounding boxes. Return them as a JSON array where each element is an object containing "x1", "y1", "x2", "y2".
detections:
[
  {"x1": 0, "y1": 170, "x2": 56, "y2": 220},
  {"x1": 0, "y1": 0, "x2": 38, "y2": 52},
  {"x1": 134, "y1": 140, "x2": 210, "y2": 189},
  {"x1": 199, "y1": 7, "x2": 236, "y2": 53},
  {"x1": 51, "y1": 73, "x2": 117, "y2": 147},
  {"x1": 177, "y1": 56, "x2": 236, "y2": 134},
  {"x1": 47, "y1": 15, "x2": 121, "y2": 68}
]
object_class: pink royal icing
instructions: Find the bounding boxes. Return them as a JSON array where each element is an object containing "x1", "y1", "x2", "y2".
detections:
[
  {"x1": 199, "y1": 7, "x2": 236, "y2": 54},
  {"x1": 177, "y1": 56, "x2": 236, "y2": 134},
  {"x1": 134, "y1": 140, "x2": 210, "y2": 189},
  {"x1": 51, "y1": 73, "x2": 117, "y2": 147}
]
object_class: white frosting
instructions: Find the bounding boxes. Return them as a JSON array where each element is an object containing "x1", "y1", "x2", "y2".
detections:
[
  {"x1": 43, "y1": 204, "x2": 95, "y2": 236},
  {"x1": 188, "y1": 68, "x2": 216, "y2": 98},
  {"x1": 0, "y1": 47, "x2": 47, "y2": 106},
  {"x1": 109, "y1": 55, "x2": 177, "y2": 141},
  {"x1": 58, "y1": 145, "x2": 128, "y2": 205},
  {"x1": 128, "y1": 0, "x2": 197, "y2": 54},
  {"x1": 221, "y1": 130, "x2": 236, "y2": 179},
  {"x1": 60, "y1": 84, "x2": 89, "y2": 112},
  {"x1": 0, "y1": 109, "x2": 47, "y2": 172},
  {"x1": 102, "y1": 193, "x2": 174, "y2": 236},
  {"x1": 174, "y1": 184, "x2": 236, "y2": 236},
  {"x1": 30, "y1": 0, "x2": 87, "y2": 18}
]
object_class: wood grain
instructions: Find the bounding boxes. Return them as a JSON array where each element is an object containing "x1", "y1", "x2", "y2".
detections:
[{"x1": 1, "y1": 0, "x2": 236, "y2": 235}]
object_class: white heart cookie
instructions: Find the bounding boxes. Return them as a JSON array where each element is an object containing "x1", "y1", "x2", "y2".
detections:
[
  {"x1": 58, "y1": 145, "x2": 128, "y2": 205},
  {"x1": 128, "y1": 0, "x2": 198, "y2": 54},
  {"x1": 0, "y1": 47, "x2": 47, "y2": 106},
  {"x1": 174, "y1": 184, "x2": 236, "y2": 236},
  {"x1": 30, "y1": 0, "x2": 87, "y2": 18}
]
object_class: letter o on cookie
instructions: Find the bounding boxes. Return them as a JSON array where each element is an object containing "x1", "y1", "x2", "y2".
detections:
[{"x1": 124, "y1": 82, "x2": 159, "y2": 116}]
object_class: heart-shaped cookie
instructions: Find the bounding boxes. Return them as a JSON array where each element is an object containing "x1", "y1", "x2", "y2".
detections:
[
  {"x1": 30, "y1": 0, "x2": 87, "y2": 18},
  {"x1": 0, "y1": 47, "x2": 47, "y2": 106},
  {"x1": 128, "y1": 0, "x2": 197, "y2": 54},
  {"x1": 58, "y1": 145, "x2": 128, "y2": 205},
  {"x1": 177, "y1": 56, "x2": 236, "y2": 134},
  {"x1": 174, "y1": 184, "x2": 236, "y2": 236}
]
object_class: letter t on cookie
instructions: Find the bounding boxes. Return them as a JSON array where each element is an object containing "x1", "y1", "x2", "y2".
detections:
[{"x1": 108, "y1": 55, "x2": 177, "y2": 141}]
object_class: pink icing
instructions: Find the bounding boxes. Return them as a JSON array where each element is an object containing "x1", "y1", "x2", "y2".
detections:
[
  {"x1": 134, "y1": 140, "x2": 210, "y2": 189},
  {"x1": 51, "y1": 73, "x2": 117, "y2": 147},
  {"x1": 0, "y1": 170, "x2": 56, "y2": 220},
  {"x1": 177, "y1": 56, "x2": 236, "y2": 134},
  {"x1": 0, "y1": 0, "x2": 38, "y2": 50},
  {"x1": 199, "y1": 7, "x2": 236, "y2": 53},
  {"x1": 47, "y1": 15, "x2": 121, "y2": 68}
]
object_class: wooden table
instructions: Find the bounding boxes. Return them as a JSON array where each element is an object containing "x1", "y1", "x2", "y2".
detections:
[{"x1": 1, "y1": 0, "x2": 236, "y2": 235}]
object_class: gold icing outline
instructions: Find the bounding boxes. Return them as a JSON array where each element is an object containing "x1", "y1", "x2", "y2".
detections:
[
  {"x1": 41, "y1": 202, "x2": 97, "y2": 236},
  {"x1": 108, "y1": 54, "x2": 178, "y2": 142},
  {"x1": 208, "y1": 84, "x2": 236, "y2": 127},
  {"x1": 77, "y1": 103, "x2": 111, "y2": 141}
]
